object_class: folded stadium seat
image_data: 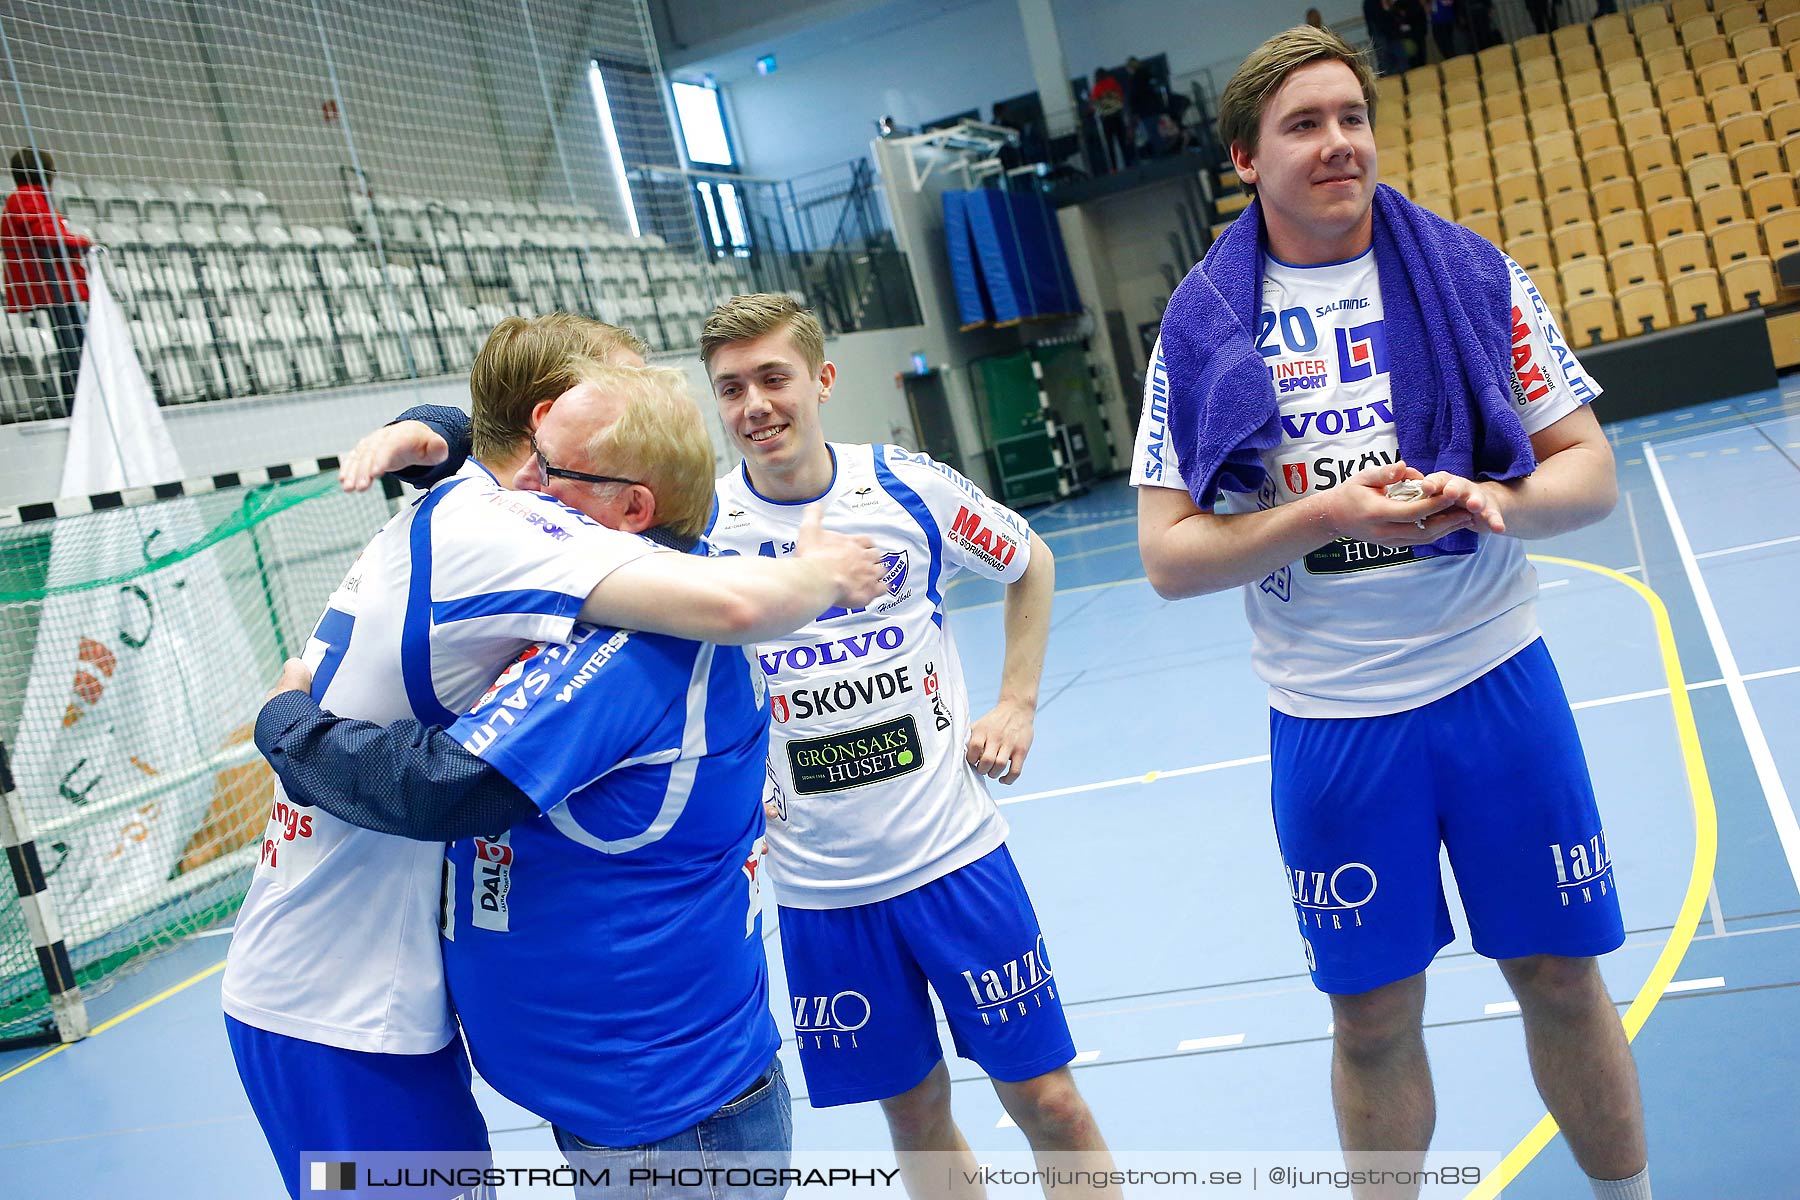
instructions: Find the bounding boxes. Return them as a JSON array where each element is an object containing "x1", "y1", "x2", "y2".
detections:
[
  {"x1": 1540, "y1": 156, "x2": 1585, "y2": 194},
  {"x1": 1711, "y1": 84, "x2": 1756, "y2": 124},
  {"x1": 1448, "y1": 123, "x2": 1489, "y2": 157},
  {"x1": 1617, "y1": 282, "x2": 1673, "y2": 334},
  {"x1": 1520, "y1": 55, "x2": 1561, "y2": 88},
  {"x1": 1621, "y1": 108, "x2": 1666, "y2": 145},
  {"x1": 1507, "y1": 231, "x2": 1553, "y2": 274},
  {"x1": 1452, "y1": 180, "x2": 1498, "y2": 223},
  {"x1": 1551, "y1": 23, "x2": 1590, "y2": 56},
  {"x1": 1604, "y1": 57, "x2": 1648, "y2": 90},
  {"x1": 1452, "y1": 154, "x2": 1493, "y2": 187},
  {"x1": 1561, "y1": 43, "x2": 1601, "y2": 77},
  {"x1": 1735, "y1": 139, "x2": 1786, "y2": 182},
  {"x1": 236, "y1": 189, "x2": 279, "y2": 228},
  {"x1": 1696, "y1": 57, "x2": 1742, "y2": 96},
  {"x1": 1492, "y1": 140, "x2": 1535, "y2": 176},
  {"x1": 1560, "y1": 256, "x2": 1613, "y2": 302},
  {"x1": 1722, "y1": 256, "x2": 1780, "y2": 309},
  {"x1": 1447, "y1": 100, "x2": 1486, "y2": 132},
  {"x1": 1377, "y1": 75, "x2": 1404, "y2": 105},
  {"x1": 1592, "y1": 11, "x2": 1629, "y2": 40},
  {"x1": 1670, "y1": 268, "x2": 1726, "y2": 321},
  {"x1": 1755, "y1": 73, "x2": 1800, "y2": 111},
  {"x1": 1638, "y1": 162, "x2": 1690, "y2": 205},
  {"x1": 1548, "y1": 189, "x2": 1597, "y2": 229},
  {"x1": 96, "y1": 218, "x2": 139, "y2": 249},
  {"x1": 1697, "y1": 185, "x2": 1750, "y2": 227},
  {"x1": 1675, "y1": 124, "x2": 1726, "y2": 162},
  {"x1": 1529, "y1": 102, "x2": 1572, "y2": 138},
  {"x1": 1788, "y1": 42, "x2": 1800, "y2": 72},
  {"x1": 1678, "y1": 13, "x2": 1721, "y2": 46},
  {"x1": 1720, "y1": 0, "x2": 1762, "y2": 34},
  {"x1": 1731, "y1": 24, "x2": 1776, "y2": 55},
  {"x1": 1740, "y1": 46, "x2": 1786, "y2": 85},
  {"x1": 1569, "y1": 92, "x2": 1612, "y2": 129},
  {"x1": 1637, "y1": 26, "x2": 1681, "y2": 58},
  {"x1": 1565, "y1": 295, "x2": 1621, "y2": 346},
  {"x1": 1478, "y1": 43, "x2": 1517, "y2": 78},
  {"x1": 1746, "y1": 175, "x2": 1798, "y2": 217},
  {"x1": 249, "y1": 334, "x2": 298, "y2": 395},
  {"x1": 1411, "y1": 163, "x2": 1452, "y2": 196},
  {"x1": 1654, "y1": 69, "x2": 1701, "y2": 107},
  {"x1": 1780, "y1": 10, "x2": 1800, "y2": 43},
  {"x1": 1709, "y1": 220, "x2": 1767, "y2": 266},
  {"x1": 1502, "y1": 200, "x2": 1550, "y2": 241},
  {"x1": 1608, "y1": 244, "x2": 1662, "y2": 290},
  {"x1": 396, "y1": 313, "x2": 445, "y2": 378},
  {"x1": 1563, "y1": 70, "x2": 1605, "y2": 103},
  {"x1": 1658, "y1": 229, "x2": 1714, "y2": 278},
  {"x1": 1487, "y1": 89, "x2": 1526, "y2": 120},
  {"x1": 1597, "y1": 37, "x2": 1639, "y2": 71},
  {"x1": 1600, "y1": 208, "x2": 1653, "y2": 253},
  {"x1": 1405, "y1": 62, "x2": 1442, "y2": 91},
  {"x1": 333, "y1": 324, "x2": 374, "y2": 384},
  {"x1": 1720, "y1": 112, "x2": 1773, "y2": 154},
  {"x1": 1577, "y1": 120, "x2": 1624, "y2": 157},
  {"x1": 1489, "y1": 111, "x2": 1529, "y2": 146},
  {"x1": 1687, "y1": 35, "x2": 1732, "y2": 68},
  {"x1": 1444, "y1": 77, "x2": 1481, "y2": 109},
  {"x1": 1632, "y1": 2, "x2": 1673, "y2": 33},
  {"x1": 1592, "y1": 177, "x2": 1642, "y2": 218},
  {"x1": 1760, "y1": 210, "x2": 1800, "y2": 258},
  {"x1": 1686, "y1": 155, "x2": 1736, "y2": 196},
  {"x1": 1649, "y1": 196, "x2": 1702, "y2": 240}
]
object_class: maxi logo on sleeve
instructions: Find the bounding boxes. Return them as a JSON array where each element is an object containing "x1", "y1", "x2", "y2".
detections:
[
  {"x1": 949, "y1": 506, "x2": 1019, "y2": 572},
  {"x1": 786, "y1": 714, "x2": 925, "y2": 794}
]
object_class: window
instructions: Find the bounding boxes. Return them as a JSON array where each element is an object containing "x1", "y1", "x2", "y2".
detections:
[
  {"x1": 587, "y1": 62, "x2": 641, "y2": 237},
  {"x1": 671, "y1": 80, "x2": 735, "y2": 168}
]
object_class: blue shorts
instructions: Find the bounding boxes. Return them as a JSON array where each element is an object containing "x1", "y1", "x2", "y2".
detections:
[
  {"x1": 1270, "y1": 639, "x2": 1626, "y2": 995},
  {"x1": 778, "y1": 844, "x2": 1076, "y2": 1107},
  {"x1": 225, "y1": 1015, "x2": 491, "y2": 1199}
]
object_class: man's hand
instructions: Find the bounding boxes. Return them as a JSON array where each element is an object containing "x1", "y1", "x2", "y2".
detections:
[
  {"x1": 1417, "y1": 471, "x2": 1507, "y2": 534},
  {"x1": 1321, "y1": 462, "x2": 1478, "y2": 548},
  {"x1": 966, "y1": 699, "x2": 1035, "y2": 785},
  {"x1": 340, "y1": 420, "x2": 448, "y2": 492},
  {"x1": 793, "y1": 504, "x2": 885, "y2": 609},
  {"x1": 264, "y1": 658, "x2": 314, "y2": 706}
]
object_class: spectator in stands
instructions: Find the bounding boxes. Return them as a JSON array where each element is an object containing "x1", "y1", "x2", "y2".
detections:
[
  {"x1": 1364, "y1": 0, "x2": 1407, "y2": 75},
  {"x1": 1126, "y1": 57, "x2": 1168, "y2": 158},
  {"x1": 1091, "y1": 68, "x2": 1132, "y2": 170},
  {"x1": 1394, "y1": 0, "x2": 1429, "y2": 67},
  {"x1": 1428, "y1": 0, "x2": 1460, "y2": 59},
  {"x1": 3, "y1": 148, "x2": 91, "y2": 411}
]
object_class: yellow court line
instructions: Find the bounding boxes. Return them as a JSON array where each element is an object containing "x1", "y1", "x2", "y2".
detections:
[
  {"x1": 0, "y1": 958, "x2": 227, "y2": 1086},
  {"x1": 1464, "y1": 556, "x2": 1719, "y2": 1200}
]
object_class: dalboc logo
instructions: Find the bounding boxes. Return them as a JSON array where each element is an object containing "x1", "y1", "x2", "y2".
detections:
[{"x1": 309, "y1": 1161, "x2": 355, "y2": 1192}]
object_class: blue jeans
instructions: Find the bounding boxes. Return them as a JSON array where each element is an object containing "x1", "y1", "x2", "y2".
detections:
[{"x1": 552, "y1": 1058, "x2": 793, "y2": 1200}]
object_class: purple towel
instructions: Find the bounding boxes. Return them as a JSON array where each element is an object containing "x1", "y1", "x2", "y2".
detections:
[{"x1": 1159, "y1": 183, "x2": 1538, "y2": 556}]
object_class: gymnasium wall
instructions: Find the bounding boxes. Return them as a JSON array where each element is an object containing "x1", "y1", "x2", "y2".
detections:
[{"x1": 707, "y1": 0, "x2": 1369, "y2": 182}]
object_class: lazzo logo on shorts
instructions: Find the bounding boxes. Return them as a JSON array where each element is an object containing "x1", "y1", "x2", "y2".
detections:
[
  {"x1": 1286, "y1": 860, "x2": 1378, "y2": 930},
  {"x1": 792, "y1": 990, "x2": 871, "y2": 1049},
  {"x1": 786, "y1": 715, "x2": 923, "y2": 794},
  {"x1": 472, "y1": 834, "x2": 513, "y2": 932},
  {"x1": 1550, "y1": 834, "x2": 1614, "y2": 906},
  {"x1": 960, "y1": 935, "x2": 1057, "y2": 1026}
]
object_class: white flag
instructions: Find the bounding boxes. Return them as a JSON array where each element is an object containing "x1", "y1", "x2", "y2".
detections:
[{"x1": 13, "y1": 258, "x2": 266, "y2": 945}]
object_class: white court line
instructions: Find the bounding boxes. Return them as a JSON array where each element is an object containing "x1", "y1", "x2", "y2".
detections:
[
  {"x1": 1073, "y1": 1049, "x2": 1101, "y2": 1064},
  {"x1": 1486, "y1": 977, "x2": 1723, "y2": 1017},
  {"x1": 1177, "y1": 1033, "x2": 1246, "y2": 1051},
  {"x1": 997, "y1": 1113, "x2": 1017, "y2": 1129},
  {"x1": 1646, "y1": 441, "x2": 1800, "y2": 899},
  {"x1": 1694, "y1": 533, "x2": 1800, "y2": 562}
]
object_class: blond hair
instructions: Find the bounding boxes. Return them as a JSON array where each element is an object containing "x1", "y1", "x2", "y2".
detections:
[
  {"x1": 468, "y1": 313, "x2": 649, "y2": 464},
  {"x1": 699, "y1": 293, "x2": 826, "y2": 374},
  {"x1": 567, "y1": 360, "x2": 717, "y2": 541},
  {"x1": 1218, "y1": 26, "x2": 1378, "y2": 177}
]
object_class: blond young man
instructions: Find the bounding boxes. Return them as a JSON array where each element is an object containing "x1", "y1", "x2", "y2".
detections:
[
  {"x1": 702, "y1": 295, "x2": 1116, "y2": 1200},
  {"x1": 225, "y1": 319, "x2": 879, "y2": 1198},
  {"x1": 1133, "y1": 28, "x2": 1647, "y2": 1200}
]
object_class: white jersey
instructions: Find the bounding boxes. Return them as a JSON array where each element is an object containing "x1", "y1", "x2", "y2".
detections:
[
  {"x1": 1131, "y1": 249, "x2": 1599, "y2": 718},
  {"x1": 708, "y1": 443, "x2": 1030, "y2": 910},
  {"x1": 222, "y1": 461, "x2": 657, "y2": 1053}
]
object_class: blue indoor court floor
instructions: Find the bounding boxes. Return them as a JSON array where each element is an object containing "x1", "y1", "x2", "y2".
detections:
[{"x1": 4, "y1": 382, "x2": 1800, "y2": 1198}]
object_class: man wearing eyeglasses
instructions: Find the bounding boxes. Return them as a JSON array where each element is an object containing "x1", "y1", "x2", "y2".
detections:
[
  {"x1": 225, "y1": 316, "x2": 879, "y2": 1200},
  {"x1": 254, "y1": 361, "x2": 802, "y2": 1198}
]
